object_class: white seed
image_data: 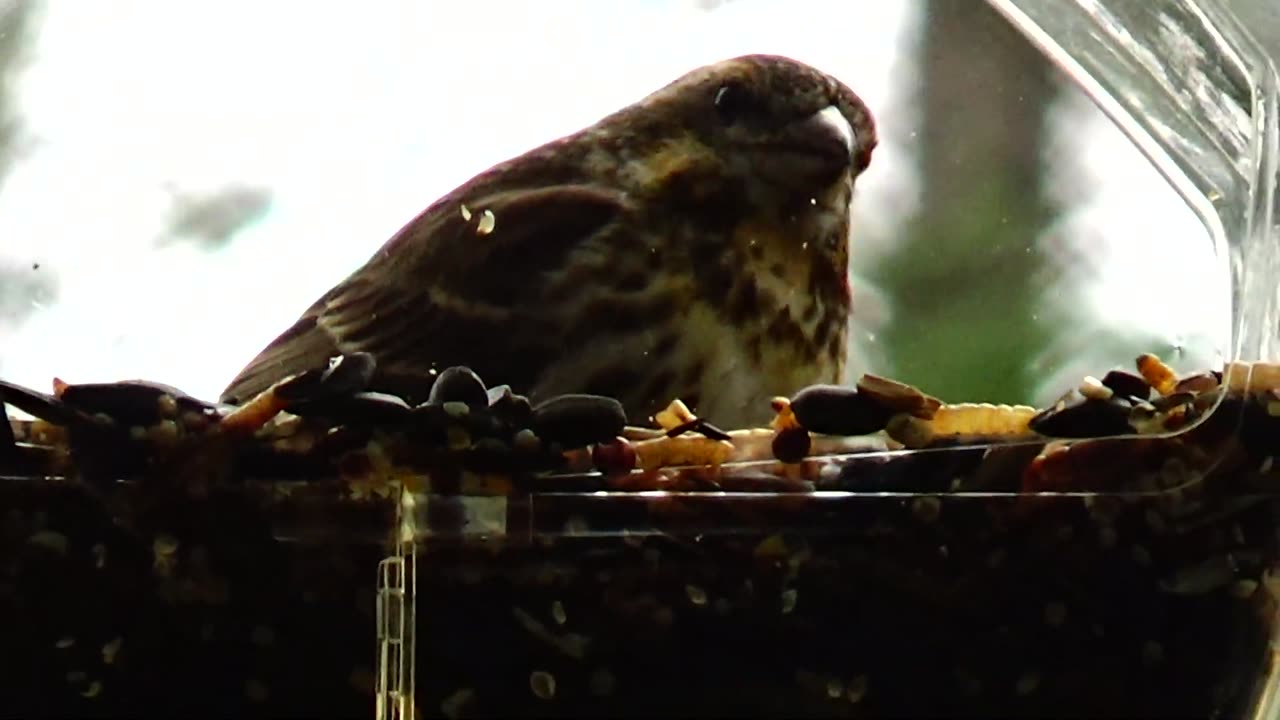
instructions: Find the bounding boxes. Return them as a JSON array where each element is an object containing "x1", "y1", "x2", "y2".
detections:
[
  {"x1": 476, "y1": 209, "x2": 496, "y2": 236},
  {"x1": 55, "y1": 636, "x2": 75, "y2": 649},
  {"x1": 530, "y1": 671, "x2": 556, "y2": 700},
  {"x1": 685, "y1": 584, "x2": 708, "y2": 606},
  {"x1": 459, "y1": 204, "x2": 472, "y2": 221},
  {"x1": 825, "y1": 678, "x2": 843, "y2": 698},
  {"x1": 551, "y1": 600, "x2": 567, "y2": 625},
  {"x1": 1078, "y1": 376, "x2": 1113, "y2": 401},
  {"x1": 442, "y1": 401, "x2": 469, "y2": 419},
  {"x1": 513, "y1": 429, "x2": 540, "y2": 452}
]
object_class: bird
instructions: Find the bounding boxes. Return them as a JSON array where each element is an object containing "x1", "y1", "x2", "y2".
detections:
[{"x1": 220, "y1": 53, "x2": 878, "y2": 429}]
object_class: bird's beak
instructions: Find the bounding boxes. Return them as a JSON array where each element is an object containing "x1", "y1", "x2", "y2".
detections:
[
  {"x1": 749, "y1": 104, "x2": 855, "y2": 188},
  {"x1": 784, "y1": 105, "x2": 855, "y2": 168},
  {"x1": 799, "y1": 105, "x2": 856, "y2": 156}
]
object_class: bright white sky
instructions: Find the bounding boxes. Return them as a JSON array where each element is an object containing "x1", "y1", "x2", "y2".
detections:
[{"x1": 0, "y1": 0, "x2": 1228, "y2": 405}]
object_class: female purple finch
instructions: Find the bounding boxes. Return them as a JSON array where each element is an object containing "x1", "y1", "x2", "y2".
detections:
[{"x1": 221, "y1": 54, "x2": 878, "y2": 428}]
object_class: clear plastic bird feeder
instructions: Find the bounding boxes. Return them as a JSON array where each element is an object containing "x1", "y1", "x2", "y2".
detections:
[
  {"x1": 383, "y1": 1, "x2": 1280, "y2": 718},
  {"x1": 0, "y1": 0, "x2": 1278, "y2": 719}
]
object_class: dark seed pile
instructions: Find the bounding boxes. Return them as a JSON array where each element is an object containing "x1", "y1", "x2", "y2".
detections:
[
  {"x1": 2, "y1": 352, "x2": 1279, "y2": 718},
  {"x1": 0, "y1": 353, "x2": 629, "y2": 488}
]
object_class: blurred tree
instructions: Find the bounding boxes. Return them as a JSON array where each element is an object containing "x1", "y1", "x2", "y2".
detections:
[
  {"x1": 0, "y1": 0, "x2": 55, "y2": 359},
  {"x1": 1225, "y1": 0, "x2": 1280, "y2": 65},
  {"x1": 158, "y1": 183, "x2": 273, "y2": 250},
  {"x1": 0, "y1": 0, "x2": 37, "y2": 193},
  {"x1": 875, "y1": 0, "x2": 1056, "y2": 404}
]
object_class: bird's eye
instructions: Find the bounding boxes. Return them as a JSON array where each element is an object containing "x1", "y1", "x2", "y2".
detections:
[{"x1": 713, "y1": 82, "x2": 757, "y2": 124}]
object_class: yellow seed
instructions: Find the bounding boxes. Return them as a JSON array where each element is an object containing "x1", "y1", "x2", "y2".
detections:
[
  {"x1": 754, "y1": 534, "x2": 788, "y2": 559},
  {"x1": 1137, "y1": 353, "x2": 1177, "y2": 395}
]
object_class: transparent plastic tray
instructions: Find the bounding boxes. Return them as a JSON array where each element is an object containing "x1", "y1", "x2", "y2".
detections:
[
  {"x1": 0, "y1": 0, "x2": 1276, "y2": 718},
  {"x1": 379, "y1": 1, "x2": 1280, "y2": 718}
]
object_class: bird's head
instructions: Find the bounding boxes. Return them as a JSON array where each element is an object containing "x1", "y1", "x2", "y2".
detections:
[{"x1": 582, "y1": 54, "x2": 878, "y2": 213}]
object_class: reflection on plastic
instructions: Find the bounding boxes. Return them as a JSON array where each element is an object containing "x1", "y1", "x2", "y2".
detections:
[{"x1": 376, "y1": 488, "x2": 416, "y2": 720}]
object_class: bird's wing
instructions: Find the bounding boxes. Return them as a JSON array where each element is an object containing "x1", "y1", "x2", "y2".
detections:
[{"x1": 219, "y1": 184, "x2": 629, "y2": 404}]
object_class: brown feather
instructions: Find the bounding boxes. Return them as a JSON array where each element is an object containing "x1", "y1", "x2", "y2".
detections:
[{"x1": 220, "y1": 184, "x2": 630, "y2": 404}]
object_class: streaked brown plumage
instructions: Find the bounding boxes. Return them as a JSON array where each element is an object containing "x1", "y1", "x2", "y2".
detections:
[{"x1": 221, "y1": 54, "x2": 878, "y2": 427}]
